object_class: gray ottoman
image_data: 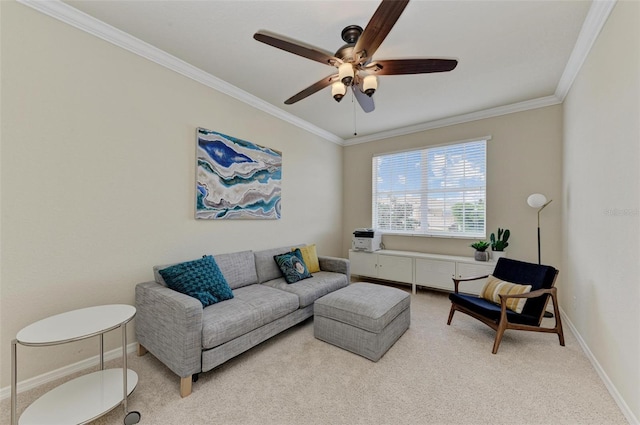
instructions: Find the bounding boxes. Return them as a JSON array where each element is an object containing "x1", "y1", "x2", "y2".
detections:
[{"x1": 314, "y1": 282, "x2": 410, "y2": 361}]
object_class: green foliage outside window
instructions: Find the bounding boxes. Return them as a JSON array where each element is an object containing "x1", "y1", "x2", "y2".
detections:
[{"x1": 451, "y1": 200, "x2": 485, "y2": 233}]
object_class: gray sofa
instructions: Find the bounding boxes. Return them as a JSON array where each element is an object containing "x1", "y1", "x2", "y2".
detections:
[{"x1": 135, "y1": 244, "x2": 350, "y2": 397}]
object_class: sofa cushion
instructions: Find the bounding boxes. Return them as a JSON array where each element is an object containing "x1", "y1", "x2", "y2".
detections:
[
  {"x1": 294, "y1": 244, "x2": 320, "y2": 273},
  {"x1": 274, "y1": 249, "x2": 312, "y2": 284},
  {"x1": 213, "y1": 250, "x2": 257, "y2": 289},
  {"x1": 261, "y1": 271, "x2": 349, "y2": 308},
  {"x1": 201, "y1": 284, "x2": 299, "y2": 349},
  {"x1": 254, "y1": 244, "x2": 303, "y2": 283},
  {"x1": 159, "y1": 255, "x2": 234, "y2": 307}
]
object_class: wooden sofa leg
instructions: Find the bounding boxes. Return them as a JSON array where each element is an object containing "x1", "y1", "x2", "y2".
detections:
[
  {"x1": 137, "y1": 344, "x2": 148, "y2": 356},
  {"x1": 180, "y1": 376, "x2": 193, "y2": 398}
]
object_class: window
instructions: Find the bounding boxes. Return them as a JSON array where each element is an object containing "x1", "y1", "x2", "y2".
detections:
[{"x1": 372, "y1": 139, "x2": 487, "y2": 238}]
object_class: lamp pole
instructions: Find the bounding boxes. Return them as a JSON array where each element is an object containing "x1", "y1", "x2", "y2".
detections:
[
  {"x1": 528, "y1": 194, "x2": 553, "y2": 317},
  {"x1": 536, "y1": 199, "x2": 552, "y2": 264}
]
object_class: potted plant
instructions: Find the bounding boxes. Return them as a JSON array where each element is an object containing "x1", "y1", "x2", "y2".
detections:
[
  {"x1": 490, "y1": 228, "x2": 510, "y2": 260},
  {"x1": 470, "y1": 241, "x2": 491, "y2": 261}
]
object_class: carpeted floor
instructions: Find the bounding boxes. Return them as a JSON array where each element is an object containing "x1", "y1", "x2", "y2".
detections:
[{"x1": 2, "y1": 286, "x2": 628, "y2": 425}]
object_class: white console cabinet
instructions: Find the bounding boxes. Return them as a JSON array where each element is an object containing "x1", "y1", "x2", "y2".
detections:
[
  {"x1": 349, "y1": 250, "x2": 496, "y2": 295},
  {"x1": 349, "y1": 250, "x2": 413, "y2": 284}
]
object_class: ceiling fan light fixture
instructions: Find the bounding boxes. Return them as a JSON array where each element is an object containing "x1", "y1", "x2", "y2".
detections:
[
  {"x1": 331, "y1": 81, "x2": 346, "y2": 102},
  {"x1": 363, "y1": 75, "x2": 378, "y2": 97},
  {"x1": 338, "y1": 63, "x2": 354, "y2": 86}
]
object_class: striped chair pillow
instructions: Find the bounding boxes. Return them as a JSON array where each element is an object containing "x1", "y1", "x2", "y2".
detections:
[{"x1": 480, "y1": 275, "x2": 532, "y2": 314}]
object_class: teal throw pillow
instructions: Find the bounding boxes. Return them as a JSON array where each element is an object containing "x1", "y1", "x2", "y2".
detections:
[
  {"x1": 274, "y1": 249, "x2": 312, "y2": 284},
  {"x1": 159, "y1": 255, "x2": 234, "y2": 307}
]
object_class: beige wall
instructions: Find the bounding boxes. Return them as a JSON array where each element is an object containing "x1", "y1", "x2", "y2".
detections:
[
  {"x1": 0, "y1": 2, "x2": 343, "y2": 388},
  {"x1": 563, "y1": 0, "x2": 640, "y2": 421},
  {"x1": 343, "y1": 105, "x2": 563, "y2": 267}
]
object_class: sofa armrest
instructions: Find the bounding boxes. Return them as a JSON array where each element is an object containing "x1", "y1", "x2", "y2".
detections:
[
  {"x1": 135, "y1": 281, "x2": 203, "y2": 378},
  {"x1": 318, "y1": 256, "x2": 350, "y2": 281}
]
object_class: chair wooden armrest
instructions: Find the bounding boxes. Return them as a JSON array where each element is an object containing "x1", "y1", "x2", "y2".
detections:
[
  {"x1": 452, "y1": 274, "x2": 490, "y2": 293},
  {"x1": 497, "y1": 286, "x2": 556, "y2": 301},
  {"x1": 497, "y1": 286, "x2": 562, "y2": 329}
]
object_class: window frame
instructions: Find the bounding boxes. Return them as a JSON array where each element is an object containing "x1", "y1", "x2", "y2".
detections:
[{"x1": 371, "y1": 137, "x2": 488, "y2": 239}]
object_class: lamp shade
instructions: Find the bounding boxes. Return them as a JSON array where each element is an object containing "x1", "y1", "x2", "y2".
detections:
[
  {"x1": 527, "y1": 193, "x2": 548, "y2": 209},
  {"x1": 338, "y1": 63, "x2": 354, "y2": 86},
  {"x1": 363, "y1": 75, "x2": 378, "y2": 97},
  {"x1": 331, "y1": 81, "x2": 346, "y2": 102}
]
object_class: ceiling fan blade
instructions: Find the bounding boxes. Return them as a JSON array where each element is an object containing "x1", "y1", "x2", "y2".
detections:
[
  {"x1": 254, "y1": 30, "x2": 338, "y2": 66},
  {"x1": 352, "y1": 85, "x2": 375, "y2": 113},
  {"x1": 354, "y1": 0, "x2": 410, "y2": 62},
  {"x1": 284, "y1": 74, "x2": 337, "y2": 105},
  {"x1": 366, "y1": 59, "x2": 458, "y2": 75}
]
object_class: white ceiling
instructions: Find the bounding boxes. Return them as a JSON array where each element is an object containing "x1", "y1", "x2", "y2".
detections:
[{"x1": 49, "y1": 0, "x2": 595, "y2": 143}]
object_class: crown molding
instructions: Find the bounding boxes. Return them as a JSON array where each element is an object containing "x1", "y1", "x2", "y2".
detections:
[
  {"x1": 17, "y1": 0, "x2": 344, "y2": 146},
  {"x1": 555, "y1": 0, "x2": 617, "y2": 101},
  {"x1": 343, "y1": 95, "x2": 562, "y2": 146},
  {"x1": 18, "y1": 0, "x2": 615, "y2": 148}
]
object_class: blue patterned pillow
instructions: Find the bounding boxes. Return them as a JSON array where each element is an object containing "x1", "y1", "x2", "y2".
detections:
[
  {"x1": 274, "y1": 249, "x2": 312, "y2": 284},
  {"x1": 159, "y1": 255, "x2": 234, "y2": 307}
]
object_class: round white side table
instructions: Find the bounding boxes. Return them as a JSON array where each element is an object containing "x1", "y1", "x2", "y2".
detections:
[{"x1": 11, "y1": 304, "x2": 141, "y2": 425}]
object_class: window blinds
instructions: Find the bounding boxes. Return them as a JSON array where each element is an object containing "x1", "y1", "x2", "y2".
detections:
[{"x1": 372, "y1": 139, "x2": 487, "y2": 238}]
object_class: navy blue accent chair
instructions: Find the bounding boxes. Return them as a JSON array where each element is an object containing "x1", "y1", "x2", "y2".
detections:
[{"x1": 447, "y1": 257, "x2": 564, "y2": 354}]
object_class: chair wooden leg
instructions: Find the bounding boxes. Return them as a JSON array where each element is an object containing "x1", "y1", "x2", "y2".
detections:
[
  {"x1": 180, "y1": 376, "x2": 192, "y2": 398},
  {"x1": 492, "y1": 320, "x2": 507, "y2": 354},
  {"x1": 447, "y1": 305, "x2": 456, "y2": 325},
  {"x1": 551, "y1": 293, "x2": 565, "y2": 346}
]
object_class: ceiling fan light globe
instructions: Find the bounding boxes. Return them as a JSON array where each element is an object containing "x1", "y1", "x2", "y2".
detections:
[
  {"x1": 363, "y1": 75, "x2": 378, "y2": 97},
  {"x1": 331, "y1": 81, "x2": 346, "y2": 102},
  {"x1": 338, "y1": 63, "x2": 354, "y2": 86}
]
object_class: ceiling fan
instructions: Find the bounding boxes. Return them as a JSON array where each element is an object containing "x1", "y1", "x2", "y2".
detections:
[{"x1": 253, "y1": 0, "x2": 458, "y2": 113}]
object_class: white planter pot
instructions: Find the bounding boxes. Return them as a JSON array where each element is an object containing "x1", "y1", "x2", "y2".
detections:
[{"x1": 492, "y1": 251, "x2": 507, "y2": 261}]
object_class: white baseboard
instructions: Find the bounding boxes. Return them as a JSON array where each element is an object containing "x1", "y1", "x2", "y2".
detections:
[
  {"x1": 560, "y1": 308, "x2": 638, "y2": 425},
  {"x1": 0, "y1": 342, "x2": 138, "y2": 401}
]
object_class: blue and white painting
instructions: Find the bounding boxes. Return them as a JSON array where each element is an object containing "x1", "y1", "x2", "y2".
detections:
[{"x1": 196, "y1": 128, "x2": 282, "y2": 220}]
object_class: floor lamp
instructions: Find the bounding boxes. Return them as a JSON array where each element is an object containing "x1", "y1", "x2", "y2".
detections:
[
  {"x1": 527, "y1": 193, "x2": 552, "y2": 264},
  {"x1": 527, "y1": 193, "x2": 553, "y2": 318}
]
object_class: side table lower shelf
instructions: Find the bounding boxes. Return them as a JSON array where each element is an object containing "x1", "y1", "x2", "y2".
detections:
[{"x1": 20, "y1": 369, "x2": 138, "y2": 425}]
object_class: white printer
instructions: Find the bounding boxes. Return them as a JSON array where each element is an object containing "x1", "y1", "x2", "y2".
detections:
[{"x1": 352, "y1": 228, "x2": 382, "y2": 252}]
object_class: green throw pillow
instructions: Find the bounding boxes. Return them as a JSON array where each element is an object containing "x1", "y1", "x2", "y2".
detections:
[
  {"x1": 159, "y1": 255, "x2": 234, "y2": 307},
  {"x1": 274, "y1": 249, "x2": 312, "y2": 284}
]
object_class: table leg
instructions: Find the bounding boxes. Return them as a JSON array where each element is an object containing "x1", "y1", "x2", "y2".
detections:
[
  {"x1": 11, "y1": 339, "x2": 17, "y2": 425},
  {"x1": 122, "y1": 323, "x2": 128, "y2": 414},
  {"x1": 99, "y1": 334, "x2": 104, "y2": 370}
]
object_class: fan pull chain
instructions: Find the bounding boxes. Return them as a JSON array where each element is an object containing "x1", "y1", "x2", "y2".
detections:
[{"x1": 352, "y1": 90, "x2": 358, "y2": 136}]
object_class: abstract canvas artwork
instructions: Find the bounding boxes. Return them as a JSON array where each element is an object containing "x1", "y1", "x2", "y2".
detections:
[{"x1": 196, "y1": 128, "x2": 282, "y2": 219}]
